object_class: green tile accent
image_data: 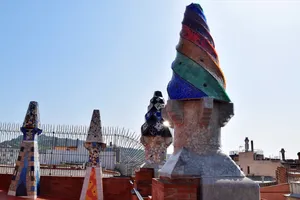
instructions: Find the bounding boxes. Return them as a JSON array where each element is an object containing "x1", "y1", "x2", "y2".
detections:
[{"x1": 173, "y1": 52, "x2": 230, "y2": 102}]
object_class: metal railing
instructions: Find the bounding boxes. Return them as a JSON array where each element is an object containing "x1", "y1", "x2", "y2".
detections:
[
  {"x1": 130, "y1": 180, "x2": 144, "y2": 200},
  {"x1": 0, "y1": 165, "x2": 117, "y2": 177},
  {"x1": 0, "y1": 122, "x2": 145, "y2": 176}
]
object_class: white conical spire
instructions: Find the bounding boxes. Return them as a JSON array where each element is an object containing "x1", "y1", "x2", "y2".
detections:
[{"x1": 86, "y1": 109, "x2": 104, "y2": 143}]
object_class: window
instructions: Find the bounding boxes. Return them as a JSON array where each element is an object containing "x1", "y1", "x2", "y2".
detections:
[
  {"x1": 239, "y1": 165, "x2": 243, "y2": 171},
  {"x1": 247, "y1": 166, "x2": 250, "y2": 175}
]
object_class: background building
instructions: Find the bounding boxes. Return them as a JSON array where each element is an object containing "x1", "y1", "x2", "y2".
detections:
[
  {"x1": 0, "y1": 124, "x2": 145, "y2": 176},
  {"x1": 39, "y1": 146, "x2": 118, "y2": 170},
  {"x1": 230, "y1": 137, "x2": 282, "y2": 180},
  {"x1": 0, "y1": 145, "x2": 19, "y2": 165}
]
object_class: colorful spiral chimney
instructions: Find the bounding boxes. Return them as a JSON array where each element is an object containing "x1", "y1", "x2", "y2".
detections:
[{"x1": 167, "y1": 3, "x2": 230, "y2": 102}]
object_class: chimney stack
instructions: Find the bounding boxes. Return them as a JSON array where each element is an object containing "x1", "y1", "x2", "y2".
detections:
[
  {"x1": 280, "y1": 148, "x2": 286, "y2": 161},
  {"x1": 251, "y1": 140, "x2": 254, "y2": 152},
  {"x1": 245, "y1": 137, "x2": 249, "y2": 152},
  {"x1": 297, "y1": 152, "x2": 300, "y2": 161}
]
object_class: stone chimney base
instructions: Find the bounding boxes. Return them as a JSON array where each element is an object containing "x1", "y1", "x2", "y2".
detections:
[
  {"x1": 156, "y1": 148, "x2": 260, "y2": 200},
  {"x1": 200, "y1": 177, "x2": 260, "y2": 200}
]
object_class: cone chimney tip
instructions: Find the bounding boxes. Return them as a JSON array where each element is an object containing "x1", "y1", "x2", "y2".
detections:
[
  {"x1": 153, "y1": 91, "x2": 163, "y2": 97},
  {"x1": 22, "y1": 101, "x2": 41, "y2": 129},
  {"x1": 86, "y1": 109, "x2": 105, "y2": 144}
]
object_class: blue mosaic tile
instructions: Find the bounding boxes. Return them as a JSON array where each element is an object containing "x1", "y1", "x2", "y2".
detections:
[
  {"x1": 184, "y1": 6, "x2": 210, "y2": 31},
  {"x1": 167, "y1": 72, "x2": 208, "y2": 100},
  {"x1": 36, "y1": 169, "x2": 40, "y2": 195},
  {"x1": 186, "y1": 3, "x2": 207, "y2": 22},
  {"x1": 17, "y1": 152, "x2": 28, "y2": 196},
  {"x1": 16, "y1": 182, "x2": 27, "y2": 196},
  {"x1": 92, "y1": 142, "x2": 97, "y2": 147}
]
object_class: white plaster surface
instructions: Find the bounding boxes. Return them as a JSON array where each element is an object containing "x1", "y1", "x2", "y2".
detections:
[{"x1": 80, "y1": 167, "x2": 91, "y2": 200}]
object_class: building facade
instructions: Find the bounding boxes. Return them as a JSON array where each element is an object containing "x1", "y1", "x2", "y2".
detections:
[
  {"x1": 0, "y1": 146, "x2": 19, "y2": 165},
  {"x1": 230, "y1": 138, "x2": 282, "y2": 178}
]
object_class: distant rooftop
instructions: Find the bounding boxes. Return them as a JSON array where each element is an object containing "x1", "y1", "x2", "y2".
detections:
[{"x1": 229, "y1": 149, "x2": 264, "y2": 156}]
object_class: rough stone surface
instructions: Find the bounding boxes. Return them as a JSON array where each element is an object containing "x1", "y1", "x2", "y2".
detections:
[
  {"x1": 201, "y1": 177, "x2": 260, "y2": 200},
  {"x1": 159, "y1": 98, "x2": 259, "y2": 199},
  {"x1": 160, "y1": 99, "x2": 240, "y2": 178},
  {"x1": 160, "y1": 147, "x2": 243, "y2": 178},
  {"x1": 162, "y1": 98, "x2": 233, "y2": 157},
  {"x1": 141, "y1": 136, "x2": 172, "y2": 167}
]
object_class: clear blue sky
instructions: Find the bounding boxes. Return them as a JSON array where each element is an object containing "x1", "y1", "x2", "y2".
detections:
[{"x1": 0, "y1": 1, "x2": 299, "y2": 159}]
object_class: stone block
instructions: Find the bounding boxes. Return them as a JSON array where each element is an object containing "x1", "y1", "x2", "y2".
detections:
[
  {"x1": 152, "y1": 178, "x2": 199, "y2": 200},
  {"x1": 201, "y1": 177, "x2": 260, "y2": 200},
  {"x1": 160, "y1": 147, "x2": 243, "y2": 178}
]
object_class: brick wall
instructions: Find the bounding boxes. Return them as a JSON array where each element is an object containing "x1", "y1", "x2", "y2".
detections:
[
  {"x1": 152, "y1": 178, "x2": 199, "y2": 200},
  {"x1": 40, "y1": 176, "x2": 83, "y2": 199},
  {"x1": 0, "y1": 174, "x2": 11, "y2": 191},
  {"x1": 0, "y1": 174, "x2": 131, "y2": 200},
  {"x1": 276, "y1": 167, "x2": 288, "y2": 184},
  {"x1": 134, "y1": 168, "x2": 154, "y2": 197},
  {"x1": 103, "y1": 177, "x2": 132, "y2": 200}
]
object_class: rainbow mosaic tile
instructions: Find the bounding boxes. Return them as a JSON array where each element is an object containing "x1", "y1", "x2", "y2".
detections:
[{"x1": 167, "y1": 3, "x2": 230, "y2": 102}]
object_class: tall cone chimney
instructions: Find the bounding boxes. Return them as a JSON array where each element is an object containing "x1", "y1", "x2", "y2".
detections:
[
  {"x1": 245, "y1": 137, "x2": 249, "y2": 152},
  {"x1": 251, "y1": 140, "x2": 254, "y2": 152},
  {"x1": 280, "y1": 148, "x2": 286, "y2": 161}
]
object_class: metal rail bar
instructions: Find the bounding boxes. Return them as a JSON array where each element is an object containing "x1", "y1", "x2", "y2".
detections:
[
  {"x1": 130, "y1": 180, "x2": 144, "y2": 200},
  {"x1": 0, "y1": 122, "x2": 145, "y2": 176},
  {"x1": 132, "y1": 188, "x2": 144, "y2": 200}
]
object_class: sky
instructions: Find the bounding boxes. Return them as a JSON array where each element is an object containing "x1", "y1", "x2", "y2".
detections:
[{"x1": 0, "y1": 0, "x2": 299, "y2": 159}]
